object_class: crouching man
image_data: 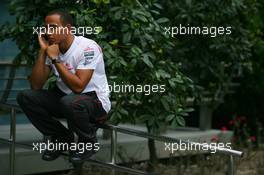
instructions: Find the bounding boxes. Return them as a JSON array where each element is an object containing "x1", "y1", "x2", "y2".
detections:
[{"x1": 16, "y1": 9, "x2": 111, "y2": 163}]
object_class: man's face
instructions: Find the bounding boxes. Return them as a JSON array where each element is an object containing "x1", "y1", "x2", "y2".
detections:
[{"x1": 44, "y1": 14, "x2": 69, "y2": 44}]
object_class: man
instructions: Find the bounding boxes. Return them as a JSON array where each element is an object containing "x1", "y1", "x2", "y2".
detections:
[{"x1": 16, "y1": 9, "x2": 111, "y2": 163}]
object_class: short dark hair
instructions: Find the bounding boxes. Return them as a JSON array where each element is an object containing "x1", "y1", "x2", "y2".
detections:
[{"x1": 46, "y1": 9, "x2": 73, "y2": 26}]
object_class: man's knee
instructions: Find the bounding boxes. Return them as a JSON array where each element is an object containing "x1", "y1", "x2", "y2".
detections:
[
  {"x1": 16, "y1": 90, "x2": 39, "y2": 105},
  {"x1": 60, "y1": 95, "x2": 86, "y2": 112},
  {"x1": 60, "y1": 95, "x2": 75, "y2": 108},
  {"x1": 17, "y1": 90, "x2": 31, "y2": 105}
]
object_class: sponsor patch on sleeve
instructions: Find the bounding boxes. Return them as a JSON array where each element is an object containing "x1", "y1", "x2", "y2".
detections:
[{"x1": 83, "y1": 47, "x2": 95, "y2": 65}]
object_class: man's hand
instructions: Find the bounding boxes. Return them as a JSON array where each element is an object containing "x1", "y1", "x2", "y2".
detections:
[
  {"x1": 38, "y1": 34, "x2": 49, "y2": 51},
  {"x1": 46, "y1": 44, "x2": 60, "y2": 59},
  {"x1": 30, "y1": 35, "x2": 51, "y2": 90}
]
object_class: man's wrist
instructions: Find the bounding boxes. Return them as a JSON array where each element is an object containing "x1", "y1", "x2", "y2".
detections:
[{"x1": 51, "y1": 56, "x2": 62, "y2": 64}]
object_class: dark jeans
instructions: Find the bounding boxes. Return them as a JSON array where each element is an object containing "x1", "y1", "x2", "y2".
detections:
[{"x1": 16, "y1": 86, "x2": 107, "y2": 144}]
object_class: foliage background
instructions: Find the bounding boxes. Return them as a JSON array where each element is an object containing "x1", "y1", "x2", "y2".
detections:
[
  {"x1": 0, "y1": 0, "x2": 196, "y2": 134},
  {"x1": 0, "y1": 0, "x2": 263, "y2": 168}
]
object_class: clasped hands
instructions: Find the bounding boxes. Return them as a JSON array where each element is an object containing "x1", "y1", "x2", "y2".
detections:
[{"x1": 38, "y1": 34, "x2": 60, "y2": 60}]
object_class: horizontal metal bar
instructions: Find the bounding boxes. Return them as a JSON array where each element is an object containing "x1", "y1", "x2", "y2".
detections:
[
  {"x1": 0, "y1": 103, "x2": 22, "y2": 111},
  {"x1": 0, "y1": 89, "x2": 30, "y2": 92},
  {"x1": 0, "y1": 138, "x2": 35, "y2": 150},
  {"x1": 0, "y1": 62, "x2": 29, "y2": 66},
  {"x1": 2, "y1": 99, "x2": 17, "y2": 103},
  {"x1": 0, "y1": 77, "x2": 28, "y2": 80},
  {"x1": 0, "y1": 104, "x2": 244, "y2": 158},
  {"x1": 98, "y1": 124, "x2": 243, "y2": 157}
]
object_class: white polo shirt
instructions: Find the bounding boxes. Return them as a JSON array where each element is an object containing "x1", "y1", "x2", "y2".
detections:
[{"x1": 45, "y1": 35, "x2": 111, "y2": 113}]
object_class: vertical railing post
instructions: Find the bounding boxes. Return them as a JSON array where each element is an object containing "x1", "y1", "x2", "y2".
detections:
[
  {"x1": 110, "y1": 129, "x2": 117, "y2": 175},
  {"x1": 110, "y1": 129, "x2": 117, "y2": 164},
  {"x1": 9, "y1": 108, "x2": 16, "y2": 175},
  {"x1": 227, "y1": 155, "x2": 234, "y2": 175}
]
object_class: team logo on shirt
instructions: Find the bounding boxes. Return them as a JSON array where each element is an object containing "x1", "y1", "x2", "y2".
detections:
[
  {"x1": 83, "y1": 47, "x2": 95, "y2": 65},
  {"x1": 65, "y1": 62, "x2": 73, "y2": 70}
]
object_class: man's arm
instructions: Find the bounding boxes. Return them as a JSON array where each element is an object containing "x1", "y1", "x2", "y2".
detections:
[
  {"x1": 46, "y1": 44, "x2": 95, "y2": 94},
  {"x1": 29, "y1": 35, "x2": 51, "y2": 90},
  {"x1": 54, "y1": 63, "x2": 93, "y2": 94}
]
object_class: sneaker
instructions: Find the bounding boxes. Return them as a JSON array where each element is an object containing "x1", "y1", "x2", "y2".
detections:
[
  {"x1": 42, "y1": 134, "x2": 74, "y2": 161},
  {"x1": 70, "y1": 149, "x2": 97, "y2": 163},
  {"x1": 42, "y1": 149, "x2": 63, "y2": 161}
]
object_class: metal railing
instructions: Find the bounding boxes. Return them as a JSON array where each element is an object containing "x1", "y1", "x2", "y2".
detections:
[
  {"x1": 0, "y1": 102, "x2": 243, "y2": 175},
  {"x1": 0, "y1": 63, "x2": 243, "y2": 174}
]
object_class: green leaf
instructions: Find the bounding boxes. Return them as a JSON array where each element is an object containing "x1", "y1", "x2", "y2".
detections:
[
  {"x1": 102, "y1": 0, "x2": 110, "y2": 4},
  {"x1": 166, "y1": 114, "x2": 175, "y2": 122},
  {"x1": 109, "y1": 39, "x2": 119, "y2": 45},
  {"x1": 131, "y1": 47, "x2": 142, "y2": 56},
  {"x1": 135, "y1": 15, "x2": 148, "y2": 23},
  {"x1": 120, "y1": 58, "x2": 128, "y2": 66},
  {"x1": 153, "y1": 3, "x2": 163, "y2": 9},
  {"x1": 94, "y1": 26, "x2": 103, "y2": 34},
  {"x1": 161, "y1": 97, "x2": 170, "y2": 111},
  {"x1": 119, "y1": 108, "x2": 129, "y2": 116},
  {"x1": 156, "y1": 18, "x2": 169, "y2": 24},
  {"x1": 158, "y1": 69, "x2": 171, "y2": 78},
  {"x1": 110, "y1": 7, "x2": 121, "y2": 12},
  {"x1": 155, "y1": 71, "x2": 161, "y2": 80},
  {"x1": 171, "y1": 118, "x2": 179, "y2": 129},
  {"x1": 169, "y1": 79, "x2": 176, "y2": 87},
  {"x1": 176, "y1": 116, "x2": 185, "y2": 126},
  {"x1": 141, "y1": 54, "x2": 154, "y2": 68},
  {"x1": 122, "y1": 32, "x2": 131, "y2": 43},
  {"x1": 117, "y1": 112, "x2": 122, "y2": 119},
  {"x1": 183, "y1": 108, "x2": 194, "y2": 113}
]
